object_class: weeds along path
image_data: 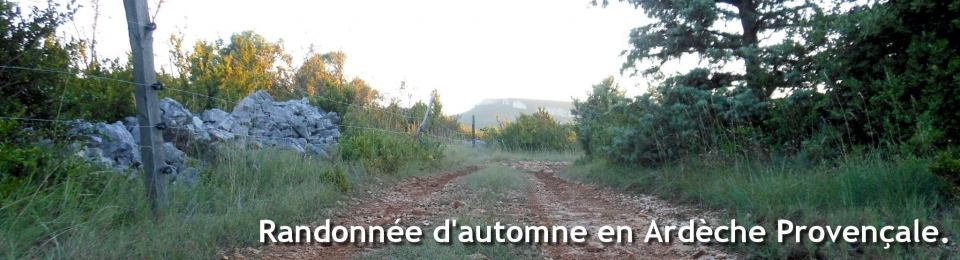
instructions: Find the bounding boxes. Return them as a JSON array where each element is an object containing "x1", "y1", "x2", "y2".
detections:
[
  {"x1": 252, "y1": 167, "x2": 482, "y2": 259},
  {"x1": 509, "y1": 161, "x2": 736, "y2": 260}
]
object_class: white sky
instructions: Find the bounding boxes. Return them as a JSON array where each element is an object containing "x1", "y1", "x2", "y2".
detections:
[{"x1": 38, "y1": 0, "x2": 663, "y2": 114}]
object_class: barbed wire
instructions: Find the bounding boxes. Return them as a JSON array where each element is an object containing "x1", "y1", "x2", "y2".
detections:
[
  {"x1": 0, "y1": 65, "x2": 465, "y2": 129},
  {"x1": 0, "y1": 65, "x2": 238, "y2": 107},
  {"x1": 0, "y1": 65, "x2": 471, "y2": 144},
  {"x1": 0, "y1": 115, "x2": 419, "y2": 141},
  {"x1": 0, "y1": 65, "x2": 139, "y2": 85},
  {"x1": 0, "y1": 116, "x2": 80, "y2": 124},
  {"x1": 288, "y1": 87, "x2": 417, "y2": 120},
  {"x1": 163, "y1": 87, "x2": 238, "y2": 106}
]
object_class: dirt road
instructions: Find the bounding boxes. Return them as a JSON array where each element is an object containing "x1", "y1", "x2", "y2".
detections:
[{"x1": 245, "y1": 162, "x2": 736, "y2": 260}]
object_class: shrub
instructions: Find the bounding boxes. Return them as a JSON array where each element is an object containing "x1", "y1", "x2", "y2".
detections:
[
  {"x1": 339, "y1": 130, "x2": 444, "y2": 174},
  {"x1": 573, "y1": 71, "x2": 765, "y2": 166},
  {"x1": 931, "y1": 151, "x2": 960, "y2": 197},
  {"x1": 320, "y1": 166, "x2": 349, "y2": 192},
  {"x1": 571, "y1": 76, "x2": 630, "y2": 158},
  {"x1": 483, "y1": 108, "x2": 577, "y2": 152}
]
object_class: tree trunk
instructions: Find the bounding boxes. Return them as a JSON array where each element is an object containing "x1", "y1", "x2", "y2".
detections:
[{"x1": 736, "y1": 0, "x2": 769, "y2": 100}]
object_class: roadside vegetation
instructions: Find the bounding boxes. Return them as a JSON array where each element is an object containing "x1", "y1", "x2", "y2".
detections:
[
  {"x1": 1, "y1": 137, "x2": 489, "y2": 259},
  {"x1": 555, "y1": 0, "x2": 960, "y2": 258},
  {"x1": 481, "y1": 108, "x2": 578, "y2": 153},
  {"x1": 559, "y1": 155, "x2": 956, "y2": 258},
  {"x1": 457, "y1": 166, "x2": 531, "y2": 204},
  {"x1": 0, "y1": 0, "x2": 485, "y2": 258},
  {"x1": 3, "y1": 0, "x2": 958, "y2": 259}
]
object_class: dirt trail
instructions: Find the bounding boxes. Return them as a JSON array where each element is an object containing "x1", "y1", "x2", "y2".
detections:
[
  {"x1": 251, "y1": 167, "x2": 482, "y2": 259},
  {"x1": 242, "y1": 162, "x2": 736, "y2": 260},
  {"x1": 510, "y1": 161, "x2": 733, "y2": 260}
]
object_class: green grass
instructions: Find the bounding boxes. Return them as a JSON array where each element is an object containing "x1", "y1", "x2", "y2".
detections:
[
  {"x1": 0, "y1": 144, "x2": 474, "y2": 259},
  {"x1": 457, "y1": 165, "x2": 529, "y2": 204},
  {"x1": 558, "y1": 154, "x2": 959, "y2": 259}
]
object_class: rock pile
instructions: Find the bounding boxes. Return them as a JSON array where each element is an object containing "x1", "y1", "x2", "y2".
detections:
[
  {"x1": 72, "y1": 90, "x2": 341, "y2": 186},
  {"x1": 150, "y1": 90, "x2": 341, "y2": 157}
]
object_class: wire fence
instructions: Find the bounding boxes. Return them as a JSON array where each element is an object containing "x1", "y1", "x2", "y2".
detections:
[{"x1": 0, "y1": 64, "x2": 478, "y2": 148}]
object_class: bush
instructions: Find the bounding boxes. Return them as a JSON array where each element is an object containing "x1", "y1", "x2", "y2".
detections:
[
  {"x1": 339, "y1": 130, "x2": 444, "y2": 174},
  {"x1": 483, "y1": 108, "x2": 577, "y2": 152},
  {"x1": 320, "y1": 166, "x2": 349, "y2": 192},
  {"x1": 573, "y1": 71, "x2": 765, "y2": 166},
  {"x1": 931, "y1": 150, "x2": 960, "y2": 197},
  {"x1": 571, "y1": 76, "x2": 631, "y2": 158},
  {"x1": 818, "y1": 0, "x2": 960, "y2": 149}
]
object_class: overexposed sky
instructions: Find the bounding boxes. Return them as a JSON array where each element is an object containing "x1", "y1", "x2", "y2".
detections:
[{"x1": 42, "y1": 0, "x2": 661, "y2": 114}]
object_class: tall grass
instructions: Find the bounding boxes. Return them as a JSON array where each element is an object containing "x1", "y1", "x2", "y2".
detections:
[
  {"x1": 457, "y1": 166, "x2": 529, "y2": 204},
  {"x1": 558, "y1": 153, "x2": 958, "y2": 259},
  {"x1": 0, "y1": 144, "x2": 470, "y2": 259}
]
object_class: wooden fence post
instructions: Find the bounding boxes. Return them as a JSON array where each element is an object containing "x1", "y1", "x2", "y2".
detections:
[
  {"x1": 471, "y1": 115, "x2": 476, "y2": 147},
  {"x1": 124, "y1": 0, "x2": 168, "y2": 216},
  {"x1": 416, "y1": 89, "x2": 436, "y2": 140}
]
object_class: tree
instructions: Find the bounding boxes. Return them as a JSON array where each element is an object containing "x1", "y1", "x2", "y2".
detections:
[
  {"x1": 188, "y1": 39, "x2": 224, "y2": 110},
  {"x1": 572, "y1": 76, "x2": 629, "y2": 157},
  {"x1": 322, "y1": 51, "x2": 347, "y2": 89},
  {"x1": 219, "y1": 31, "x2": 289, "y2": 100},
  {"x1": 817, "y1": 0, "x2": 960, "y2": 148},
  {"x1": 348, "y1": 77, "x2": 378, "y2": 107},
  {"x1": 0, "y1": 0, "x2": 76, "y2": 119},
  {"x1": 295, "y1": 49, "x2": 379, "y2": 114},
  {"x1": 167, "y1": 32, "x2": 194, "y2": 107},
  {"x1": 294, "y1": 49, "x2": 332, "y2": 97},
  {"x1": 596, "y1": 0, "x2": 821, "y2": 100},
  {"x1": 485, "y1": 108, "x2": 577, "y2": 152}
]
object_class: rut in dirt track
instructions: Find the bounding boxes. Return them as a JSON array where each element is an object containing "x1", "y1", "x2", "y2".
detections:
[
  {"x1": 243, "y1": 162, "x2": 737, "y2": 260},
  {"x1": 253, "y1": 166, "x2": 483, "y2": 259},
  {"x1": 512, "y1": 161, "x2": 733, "y2": 260}
]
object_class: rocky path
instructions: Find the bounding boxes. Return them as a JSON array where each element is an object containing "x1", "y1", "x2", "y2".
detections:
[
  {"x1": 250, "y1": 167, "x2": 482, "y2": 259},
  {"x1": 512, "y1": 161, "x2": 732, "y2": 260},
  {"x1": 243, "y1": 162, "x2": 737, "y2": 260}
]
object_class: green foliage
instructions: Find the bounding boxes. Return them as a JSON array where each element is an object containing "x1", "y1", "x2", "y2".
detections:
[
  {"x1": 818, "y1": 0, "x2": 960, "y2": 149},
  {"x1": 0, "y1": 0, "x2": 76, "y2": 119},
  {"x1": 931, "y1": 151, "x2": 960, "y2": 197},
  {"x1": 321, "y1": 166, "x2": 349, "y2": 192},
  {"x1": 601, "y1": 0, "x2": 821, "y2": 99},
  {"x1": 293, "y1": 50, "x2": 379, "y2": 115},
  {"x1": 457, "y1": 166, "x2": 529, "y2": 204},
  {"x1": 184, "y1": 38, "x2": 226, "y2": 110},
  {"x1": 335, "y1": 89, "x2": 468, "y2": 174},
  {"x1": 1, "y1": 145, "x2": 432, "y2": 258},
  {"x1": 571, "y1": 76, "x2": 629, "y2": 158},
  {"x1": 580, "y1": 0, "x2": 960, "y2": 167},
  {"x1": 484, "y1": 108, "x2": 577, "y2": 152},
  {"x1": 334, "y1": 87, "x2": 463, "y2": 175},
  {"x1": 159, "y1": 32, "x2": 379, "y2": 114},
  {"x1": 761, "y1": 89, "x2": 825, "y2": 153},
  {"x1": 0, "y1": 118, "x2": 52, "y2": 198},
  {"x1": 64, "y1": 58, "x2": 137, "y2": 121},
  {"x1": 339, "y1": 130, "x2": 444, "y2": 174},
  {"x1": 574, "y1": 71, "x2": 765, "y2": 166},
  {"x1": 560, "y1": 154, "x2": 956, "y2": 258},
  {"x1": 218, "y1": 31, "x2": 292, "y2": 100}
]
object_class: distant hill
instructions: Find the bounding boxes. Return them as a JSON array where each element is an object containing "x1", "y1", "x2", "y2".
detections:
[{"x1": 456, "y1": 98, "x2": 575, "y2": 129}]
